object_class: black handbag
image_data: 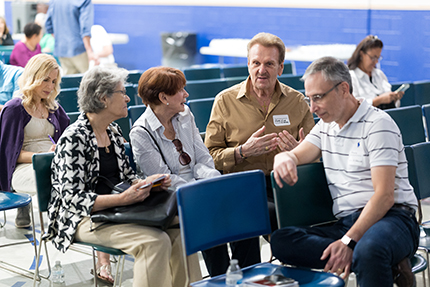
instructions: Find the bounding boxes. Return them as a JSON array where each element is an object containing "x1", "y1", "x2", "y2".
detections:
[{"x1": 90, "y1": 176, "x2": 177, "y2": 231}]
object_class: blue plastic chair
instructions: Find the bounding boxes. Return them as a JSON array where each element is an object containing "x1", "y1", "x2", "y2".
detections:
[
  {"x1": 60, "y1": 74, "x2": 83, "y2": 89},
  {"x1": 57, "y1": 87, "x2": 79, "y2": 113},
  {"x1": 422, "y1": 104, "x2": 430, "y2": 140},
  {"x1": 66, "y1": 111, "x2": 80, "y2": 124},
  {"x1": 277, "y1": 74, "x2": 304, "y2": 90},
  {"x1": 391, "y1": 82, "x2": 415, "y2": 107},
  {"x1": 185, "y1": 78, "x2": 228, "y2": 100},
  {"x1": 414, "y1": 80, "x2": 430, "y2": 106},
  {"x1": 0, "y1": 191, "x2": 39, "y2": 281},
  {"x1": 385, "y1": 105, "x2": 426, "y2": 146},
  {"x1": 187, "y1": 98, "x2": 215, "y2": 133},
  {"x1": 128, "y1": 104, "x2": 146, "y2": 127},
  {"x1": 177, "y1": 170, "x2": 344, "y2": 287},
  {"x1": 127, "y1": 70, "x2": 143, "y2": 85},
  {"x1": 32, "y1": 153, "x2": 127, "y2": 287},
  {"x1": 183, "y1": 66, "x2": 221, "y2": 81}
]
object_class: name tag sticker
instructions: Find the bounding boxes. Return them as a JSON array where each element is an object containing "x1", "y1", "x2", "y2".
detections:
[{"x1": 273, "y1": 115, "x2": 290, "y2": 126}]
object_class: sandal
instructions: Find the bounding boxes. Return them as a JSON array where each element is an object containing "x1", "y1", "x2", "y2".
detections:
[{"x1": 90, "y1": 264, "x2": 115, "y2": 285}]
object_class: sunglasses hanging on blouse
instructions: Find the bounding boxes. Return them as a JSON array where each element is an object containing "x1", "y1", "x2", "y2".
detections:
[{"x1": 172, "y1": 139, "x2": 191, "y2": 165}]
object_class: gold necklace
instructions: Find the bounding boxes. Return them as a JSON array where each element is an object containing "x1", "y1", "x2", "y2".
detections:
[{"x1": 36, "y1": 105, "x2": 46, "y2": 119}]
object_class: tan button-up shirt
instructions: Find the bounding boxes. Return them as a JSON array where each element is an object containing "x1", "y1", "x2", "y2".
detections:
[{"x1": 205, "y1": 78, "x2": 315, "y2": 175}]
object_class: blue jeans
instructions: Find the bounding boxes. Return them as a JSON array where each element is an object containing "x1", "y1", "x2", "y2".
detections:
[{"x1": 270, "y1": 208, "x2": 419, "y2": 287}]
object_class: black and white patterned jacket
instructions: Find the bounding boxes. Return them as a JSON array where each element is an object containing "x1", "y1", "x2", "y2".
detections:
[{"x1": 45, "y1": 113, "x2": 136, "y2": 252}]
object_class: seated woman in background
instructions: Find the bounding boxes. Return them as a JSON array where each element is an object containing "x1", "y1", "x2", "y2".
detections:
[
  {"x1": 0, "y1": 54, "x2": 69, "y2": 228},
  {"x1": 129, "y1": 66, "x2": 261, "y2": 277},
  {"x1": 347, "y1": 35, "x2": 404, "y2": 109},
  {"x1": 0, "y1": 16, "x2": 14, "y2": 46},
  {"x1": 45, "y1": 66, "x2": 201, "y2": 287},
  {"x1": 10, "y1": 22, "x2": 42, "y2": 67}
]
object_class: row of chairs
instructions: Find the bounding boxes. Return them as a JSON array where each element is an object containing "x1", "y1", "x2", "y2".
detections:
[
  {"x1": 60, "y1": 70, "x2": 143, "y2": 89},
  {"x1": 182, "y1": 62, "x2": 294, "y2": 81},
  {"x1": 393, "y1": 80, "x2": 430, "y2": 107}
]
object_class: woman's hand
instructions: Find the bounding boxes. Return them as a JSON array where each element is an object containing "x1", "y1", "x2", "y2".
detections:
[
  {"x1": 48, "y1": 144, "x2": 56, "y2": 152},
  {"x1": 120, "y1": 182, "x2": 152, "y2": 206},
  {"x1": 374, "y1": 91, "x2": 399, "y2": 106},
  {"x1": 145, "y1": 174, "x2": 171, "y2": 191}
]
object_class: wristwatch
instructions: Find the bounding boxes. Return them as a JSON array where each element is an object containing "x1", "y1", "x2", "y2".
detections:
[{"x1": 341, "y1": 235, "x2": 357, "y2": 250}]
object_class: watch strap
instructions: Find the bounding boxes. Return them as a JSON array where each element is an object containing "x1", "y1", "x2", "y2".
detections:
[{"x1": 341, "y1": 235, "x2": 357, "y2": 250}]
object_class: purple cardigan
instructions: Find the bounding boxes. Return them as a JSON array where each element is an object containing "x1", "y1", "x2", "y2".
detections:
[{"x1": 0, "y1": 97, "x2": 69, "y2": 191}]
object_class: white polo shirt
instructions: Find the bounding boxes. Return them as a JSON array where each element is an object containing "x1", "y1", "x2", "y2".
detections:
[{"x1": 305, "y1": 99, "x2": 418, "y2": 218}]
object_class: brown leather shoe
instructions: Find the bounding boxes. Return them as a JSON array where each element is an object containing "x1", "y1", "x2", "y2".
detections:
[{"x1": 393, "y1": 257, "x2": 416, "y2": 287}]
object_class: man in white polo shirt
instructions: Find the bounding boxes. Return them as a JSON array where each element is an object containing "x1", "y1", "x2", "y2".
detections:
[{"x1": 270, "y1": 57, "x2": 419, "y2": 287}]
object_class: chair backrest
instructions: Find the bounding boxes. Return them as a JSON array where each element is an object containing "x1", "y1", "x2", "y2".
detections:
[
  {"x1": 60, "y1": 74, "x2": 83, "y2": 89},
  {"x1": 271, "y1": 162, "x2": 336, "y2": 228},
  {"x1": 422, "y1": 104, "x2": 430, "y2": 140},
  {"x1": 283, "y1": 62, "x2": 293, "y2": 75},
  {"x1": 413, "y1": 80, "x2": 430, "y2": 106},
  {"x1": 187, "y1": 98, "x2": 215, "y2": 133},
  {"x1": 277, "y1": 74, "x2": 304, "y2": 90},
  {"x1": 177, "y1": 170, "x2": 271, "y2": 256},
  {"x1": 57, "y1": 87, "x2": 79, "y2": 113},
  {"x1": 128, "y1": 104, "x2": 147, "y2": 127},
  {"x1": 222, "y1": 65, "x2": 248, "y2": 78},
  {"x1": 67, "y1": 111, "x2": 80, "y2": 124},
  {"x1": 124, "y1": 142, "x2": 137, "y2": 172},
  {"x1": 392, "y1": 82, "x2": 415, "y2": 107},
  {"x1": 183, "y1": 66, "x2": 221, "y2": 81},
  {"x1": 384, "y1": 105, "x2": 426, "y2": 146},
  {"x1": 115, "y1": 117, "x2": 130, "y2": 142},
  {"x1": 225, "y1": 76, "x2": 247, "y2": 88},
  {"x1": 125, "y1": 84, "x2": 138, "y2": 106},
  {"x1": 410, "y1": 142, "x2": 430, "y2": 200},
  {"x1": 32, "y1": 152, "x2": 55, "y2": 212},
  {"x1": 185, "y1": 78, "x2": 228, "y2": 100},
  {"x1": 127, "y1": 70, "x2": 143, "y2": 85}
]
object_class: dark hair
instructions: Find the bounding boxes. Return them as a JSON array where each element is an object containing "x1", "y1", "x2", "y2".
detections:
[
  {"x1": 347, "y1": 35, "x2": 383, "y2": 70},
  {"x1": 138, "y1": 67, "x2": 186, "y2": 107},
  {"x1": 302, "y1": 56, "x2": 353, "y2": 94},
  {"x1": 23, "y1": 22, "x2": 42, "y2": 39}
]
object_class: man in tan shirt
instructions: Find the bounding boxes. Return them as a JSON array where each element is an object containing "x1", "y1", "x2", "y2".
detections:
[
  {"x1": 206, "y1": 32, "x2": 314, "y2": 212},
  {"x1": 203, "y1": 32, "x2": 314, "y2": 276}
]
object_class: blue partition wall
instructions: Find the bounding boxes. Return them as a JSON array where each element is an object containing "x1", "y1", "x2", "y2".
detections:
[{"x1": 5, "y1": 1, "x2": 429, "y2": 83}]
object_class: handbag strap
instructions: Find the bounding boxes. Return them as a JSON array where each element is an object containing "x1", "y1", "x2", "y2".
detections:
[{"x1": 130, "y1": 125, "x2": 171, "y2": 172}]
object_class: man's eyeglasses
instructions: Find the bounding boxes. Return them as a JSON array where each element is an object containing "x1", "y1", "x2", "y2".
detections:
[
  {"x1": 172, "y1": 139, "x2": 191, "y2": 166},
  {"x1": 309, "y1": 82, "x2": 343, "y2": 103},
  {"x1": 365, "y1": 52, "x2": 382, "y2": 63}
]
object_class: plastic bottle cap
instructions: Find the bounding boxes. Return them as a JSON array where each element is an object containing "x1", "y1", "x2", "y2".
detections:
[
  {"x1": 55, "y1": 261, "x2": 61, "y2": 265},
  {"x1": 230, "y1": 259, "x2": 238, "y2": 265}
]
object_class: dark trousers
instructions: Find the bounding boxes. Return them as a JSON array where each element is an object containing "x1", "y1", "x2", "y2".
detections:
[
  {"x1": 202, "y1": 237, "x2": 261, "y2": 277},
  {"x1": 271, "y1": 208, "x2": 419, "y2": 287}
]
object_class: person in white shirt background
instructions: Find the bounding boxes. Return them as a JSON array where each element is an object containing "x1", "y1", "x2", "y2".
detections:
[
  {"x1": 89, "y1": 25, "x2": 116, "y2": 69},
  {"x1": 347, "y1": 35, "x2": 404, "y2": 110}
]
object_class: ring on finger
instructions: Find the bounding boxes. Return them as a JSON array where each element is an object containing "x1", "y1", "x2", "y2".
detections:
[
  {"x1": 265, "y1": 146, "x2": 269, "y2": 151},
  {"x1": 337, "y1": 268, "x2": 343, "y2": 274}
]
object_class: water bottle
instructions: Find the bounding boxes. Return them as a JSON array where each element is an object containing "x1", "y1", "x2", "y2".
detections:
[
  {"x1": 52, "y1": 260, "x2": 65, "y2": 284},
  {"x1": 226, "y1": 259, "x2": 243, "y2": 286}
]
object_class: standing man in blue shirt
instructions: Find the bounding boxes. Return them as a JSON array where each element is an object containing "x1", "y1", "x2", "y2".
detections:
[{"x1": 45, "y1": 0, "x2": 98, "y2": 75}]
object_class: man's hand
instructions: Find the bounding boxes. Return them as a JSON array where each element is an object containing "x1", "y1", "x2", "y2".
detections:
[
  {"x1": 321, "y1": 240, "x2": 353, "y2": 279},
  {"x1": 241, "y1": 126, "x2": 278, "y2": 157},
  {"x1": 273, "y1": 152, "x2": 298, "y2": 187},
  {"x1": 277, "y1": 127, "x2": 305, "y2": 151}
]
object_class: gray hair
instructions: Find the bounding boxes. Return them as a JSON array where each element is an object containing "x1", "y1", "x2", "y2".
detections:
[
  {"x1": 78, "y1": 66, "x2": 128, "y2": 113},
  {"x1": 301, "y1": 57, "x2": 353, "y2": 94}
]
